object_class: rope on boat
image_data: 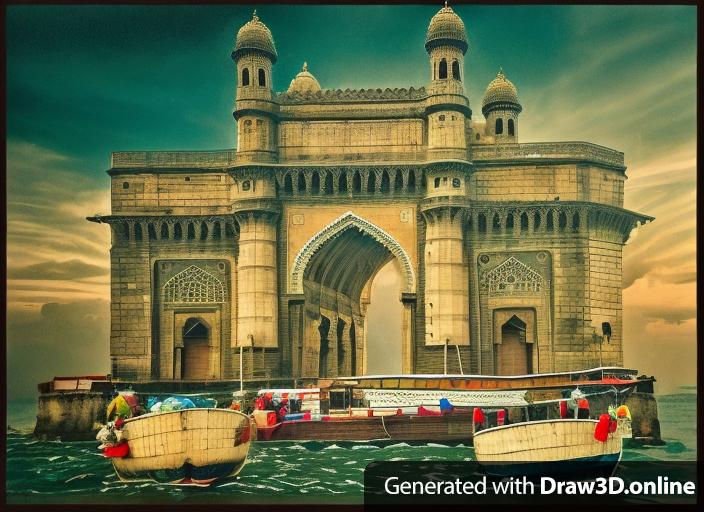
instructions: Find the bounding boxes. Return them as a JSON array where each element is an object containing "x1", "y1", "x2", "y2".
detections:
[{"x1": 380, "y1": 415, "x2": 391, "y2": 439}]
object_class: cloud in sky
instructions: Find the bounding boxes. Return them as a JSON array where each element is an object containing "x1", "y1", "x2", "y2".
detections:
[{"x1": 5, "y1": 5, "x2": 696, "y2": 397}]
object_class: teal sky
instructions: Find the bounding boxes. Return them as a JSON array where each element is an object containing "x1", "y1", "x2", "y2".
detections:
[{"x1": 6, "y1": 4, "x2": 697, "y2": 398}]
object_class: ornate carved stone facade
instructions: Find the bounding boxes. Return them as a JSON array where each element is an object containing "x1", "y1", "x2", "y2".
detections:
[{"x1": 89, "y1": 6, "x2": 652, "y2": 381}]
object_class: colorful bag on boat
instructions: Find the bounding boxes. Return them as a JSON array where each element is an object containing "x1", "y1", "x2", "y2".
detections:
[
  {"x1": 594, "y1": 413, "x2": 611, "y2": 442},
  {"x1": 418, "y1": 406, "x2": 442, "y2": 417},
  {"x1": 616, "y1": 405, "x2": 631, "y2": 420},
  {"x1": 439, "y1": 398, "x2": 454, "y2": 414},
  {"x1": 103, "y1": 442, "x2": 130, "y2": 458},
  {"x1": 497, "y1": 409, "x2": 506, "y2": 426},
  {"x1": 106, "y1": 394, "x2": 133, "y2": 421},
  {"x1": 559, "y1": 400, "x2": 569, "y2": 418},
  {"x1": 473, "y1": 407, "x2": 485, "y2": 424}
]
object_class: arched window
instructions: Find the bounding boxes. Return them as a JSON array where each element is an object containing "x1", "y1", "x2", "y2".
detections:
[
  {"x1": 297, "y1": 173, "x2": 306, "y2": 192},
  {"x1": 241, "y1": 68, "x2": 250, "y2": 86},
  {"x1": 434, "y1": 177, "x2": 441, "y2": 188},
  {"x1": 367, "y1": 172, "x2": 376, "y2": 193},
  {"x1": 353, "y1": 172, "x2": 361, "y2": 193},
  {"x1": 339, "y1": 172, "x2": 348, "y2": 193},
  {"x1": 492, "y1": 213, "x2": 501, "y2": 233},
  {"x1": 324, "y1": 172, "x2": 333, "y2": 194},
  {"x1": 160, "y1": 223, "x2": 169, "y2": 239},
  {"x1": 572, "y1": 212, "x2": 581, "y2": 231},
  {"x1": 311, "y1": 172, "x2": 320, "y2": 193},
  {"x1": 407, "y1": 171, "x2": 415, "y2": 192},
  {"x1": 495, "y1": 118, "x2": 504, "y2": 135},
  {"x1": 520, "y1": 213, "x2": 529, "y2": 231},
  {"x1": 174, "y1": 223, "x2": 183, "y2": 240},
  {"x1": 452, "y1": 60, "x2": 460, "y2": 80},
  {"x1": 508, "y1": 119, "x2": 515, "y2": 136},
  {"x1": 187, "y1": 222, "x2": 196, "y2": 240},
  {"x1": 148, "y1": 223, "x2": 157, "y2": 240},
  {"x1": 394, "y1": 171, "x2": 403, "y2": 191},
  {"x1": 439, "y1": 59, "x2": 448, "y2": 79},
  {"x1": 478, "y1": 213, "x2": 487, "y2": 233},
  {"x1": 380, "y1": 171, "x2": 390, "y2": 193},
  {"x1": 134, "y1": 223, "x2": 143, "y2": 241},
  {"x1": 258, "y1": 68, "x2": 266, "y2": 87}
]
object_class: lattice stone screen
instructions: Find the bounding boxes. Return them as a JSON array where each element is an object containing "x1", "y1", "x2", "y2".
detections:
[
  {"x1": 163, "y1": 265, "x2": 226, "y2": 303},
  {"x1": 482, "y1": 256, "x2": 543, "y2": 293}
]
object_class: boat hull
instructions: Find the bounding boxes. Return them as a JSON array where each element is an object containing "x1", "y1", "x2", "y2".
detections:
[
  {"x1": 473, "y1": 419, "x2": 622, "y2": 479},
  {"x1": 111, "y1": 408, "x2": 253, "y2": 486},
  {"x1": 257, "y1": 410, "x2": 474, "y2": 443}
]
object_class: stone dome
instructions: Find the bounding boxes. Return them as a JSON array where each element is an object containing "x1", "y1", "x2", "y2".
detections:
[
  {"x1": 481, "y1": 69, "x2": 521, "y2": 114},
  {"x1": 288, "y1": 62, "x2": 321, "y2": 94},
  {"x1": 233, "y1": 10, "x2": 277, "y2": 63},
  {"x1": 425, "y1": 3, "x2": 468, "y2": 54}
]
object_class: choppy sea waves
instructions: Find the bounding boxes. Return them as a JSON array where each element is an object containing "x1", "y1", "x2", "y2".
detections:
[{"x1": 5, "y1": 391, "x2": 696, "y2": 504}]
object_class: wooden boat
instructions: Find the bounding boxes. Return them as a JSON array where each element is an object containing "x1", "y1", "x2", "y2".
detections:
[
  {"x1": 256, "y1": 409, "x2": 476, "y2": 443},
  {"x1": 110, "y1": 408, "x2": 254, "y2": 486},
  {"x1": 473, "y1": 419, "x2": 623, "y2": 478},
  {"x1": 323, "y1": 367, "x2": 649, "y2": 393}
]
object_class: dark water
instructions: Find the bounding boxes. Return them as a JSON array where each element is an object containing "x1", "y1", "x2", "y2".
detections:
[{"x1": 5, "y1": 391, "x2": 696, "y2": 504}]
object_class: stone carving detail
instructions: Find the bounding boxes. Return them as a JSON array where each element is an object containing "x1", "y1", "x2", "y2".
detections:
[
  {"x1": 277, "y1": 86, "x2": 428, "y2": 104},
  {"x1": 481, "y1": 256, "x2": 542, "y2": 293},
  {"x1": 291, "y1": 211, "x2": 415, "y2": 294},
  {"x1": 163, "y1": 265, "x2": 226, "y2": 303}
]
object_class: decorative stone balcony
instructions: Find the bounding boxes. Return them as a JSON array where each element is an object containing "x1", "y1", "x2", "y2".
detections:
[
  {"x1": 471, "y1": 142, "x2": 625, "y2": 169},
  {"x1": 111, "y1": 150, "x2": 237, "y2": 169}
]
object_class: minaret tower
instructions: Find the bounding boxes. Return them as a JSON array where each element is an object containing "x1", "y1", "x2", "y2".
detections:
[
  {"x1": 424, "y1": 2, "x2": 470, "y2": 160},
  {"x1": 482, "y1": 68, "x2": 522, "y2": 143},
  {"x1": 232, "y1": 10, "x2": 279, "y2": 162},
  {"x1": 421, "y1": 3, "x2": 471, "y2": 363}
]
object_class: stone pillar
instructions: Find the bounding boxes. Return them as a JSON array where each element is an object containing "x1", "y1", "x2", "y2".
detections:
[
  {"x1": 401, "y1": 293, "x2": 417, "y2": 374},
  {"x1": 422, "y1": 208, "x2": 470, "y2": 347},
  {"x1": 337, "y1": 317, "x2": 353, "y2": 376},
  {"x1": 234, "y1": 210, "x2": 279, "y2": 349},
  {"x1": 173, "y1": 347, "x2": 182, "y2": 380},
  {"x1": 288, "y1": 297, "x2": 305, "y2": 378}
]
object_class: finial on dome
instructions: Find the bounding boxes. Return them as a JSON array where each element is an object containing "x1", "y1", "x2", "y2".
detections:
[
  {"x1": 252, "y1": 10, "x2": 258, "y2": 21},
  {"x1": 498, "y1": 66, "x2": 504, "y2": 78},
  {"x1": 302, "y1": 61, "x2": 308, "y2": 72},
  {"x1": 444, "y1": 1, "x2": 448, "y2": 7}
]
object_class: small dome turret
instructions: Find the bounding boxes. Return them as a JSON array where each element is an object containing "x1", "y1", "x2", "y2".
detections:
[
  {"x1": 287, "y1": 62, "x2": 321, "y2": 94},
  {"x1": 481, "y1": 68, "x2": 521, "y2": 116},
  {"x1": 233, "y1": 10, "x2": 277, "y2": 63},
  {"x1": 425, "y1": 2, "x2": 468, "y2": 54}
]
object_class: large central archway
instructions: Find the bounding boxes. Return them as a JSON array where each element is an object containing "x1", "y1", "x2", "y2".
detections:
[{"x1": 292, "y1": 212, "x2": 416, "y2": 378}]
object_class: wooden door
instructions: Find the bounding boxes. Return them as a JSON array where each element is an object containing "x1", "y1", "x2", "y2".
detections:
[
  {"x1": 183, "y1": 337, "x2": 210, "y2": 380},
  {"x1": 498, "y1": 329, "x2": 528, "y2": 375}
]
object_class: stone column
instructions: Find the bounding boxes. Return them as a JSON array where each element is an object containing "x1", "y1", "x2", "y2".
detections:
[
  {"x1": 400, "y1": 293, "x2": 417, "y2": 374},
  {"x1": 234, "y1": 210, "x2": 279, "y2": 349},
  {"x1": 337, "y1": 317, "x2": 353, "y2": 376},
  {"x1": 422, "y1": 207, "x2": 470, "y2": 348}
]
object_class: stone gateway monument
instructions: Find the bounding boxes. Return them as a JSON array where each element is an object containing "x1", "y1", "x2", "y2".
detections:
[{"x1": 89, "y1": 6, "x2": 652, "y2": 382}]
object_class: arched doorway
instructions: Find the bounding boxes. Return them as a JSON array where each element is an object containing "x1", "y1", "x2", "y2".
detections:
[
  {"x1": 496, "y1": 315, "x2": 532, "y2": 375},
  {"x1": 182, "y1": 318, "x2": 210, "y2": 380},
  {"x1": 293, "y1": 212, "x2": 416, "y2": 378},
  {"x1": 365, "y1": 260, "x2": 403, "y2": 374}
]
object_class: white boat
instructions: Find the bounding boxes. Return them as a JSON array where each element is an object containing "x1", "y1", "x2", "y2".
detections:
[
  {"x1": 473, "y1": 419, "x2": 624, "y2": 478},
  {"x1": 109, "y1": 408, "x2": 254, "y2": 486}
]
